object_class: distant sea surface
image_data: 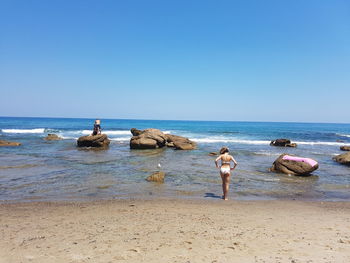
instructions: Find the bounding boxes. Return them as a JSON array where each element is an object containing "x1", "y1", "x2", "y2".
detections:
[{"x1": 1, "y1": 117, "x2": 350, "y2": 202}]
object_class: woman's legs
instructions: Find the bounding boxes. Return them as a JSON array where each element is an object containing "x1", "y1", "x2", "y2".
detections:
[{"x1": 220, "y1": 172, "x2": 231, "y2": 200}]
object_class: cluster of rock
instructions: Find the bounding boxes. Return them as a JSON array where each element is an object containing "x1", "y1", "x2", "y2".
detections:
[
  {"x1": 77, "y1": 134, "x2": 110, "y2": 148},
  {"x1": 332, "y1": 145, "x2": 350, "y2": 166},
  {"x1": 271, "y1": 154, "x2": 319, "y2": 176},
  {"x1": 270, "y1": 139, "x2": 297, "y2": 147},
  {"x1": 130, "y1": 128, "x2": 196, "y2": 150},
  {"x1": 0, "y1": 140, "x2": 21, "y2": 147}
]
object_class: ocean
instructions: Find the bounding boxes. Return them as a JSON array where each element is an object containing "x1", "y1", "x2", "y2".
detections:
[{"x1": 0, "y1": 117, "x2": 349, "y2": 202}]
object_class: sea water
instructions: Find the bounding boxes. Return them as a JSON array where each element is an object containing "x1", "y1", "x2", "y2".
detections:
[{"x1": 0, "y1": 117, "x2": 349, "y2": 202}]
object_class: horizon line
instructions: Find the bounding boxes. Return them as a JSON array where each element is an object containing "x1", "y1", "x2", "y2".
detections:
[{"x1": 1, "y1": 115, "x2": 349, "y2": 125}]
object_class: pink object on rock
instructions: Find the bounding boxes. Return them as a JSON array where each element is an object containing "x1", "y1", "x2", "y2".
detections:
[{"x1": 282, "y1": 155, "x2": 318, "y2": 167}]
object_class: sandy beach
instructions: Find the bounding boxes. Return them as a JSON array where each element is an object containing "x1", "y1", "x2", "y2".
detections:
[{"x1": 1, "y1": 199, "x2": 349, "y2": 263}]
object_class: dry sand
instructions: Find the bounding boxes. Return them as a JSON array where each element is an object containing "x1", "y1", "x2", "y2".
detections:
[{"x1": 1, "y1": 199, "x2": 350, "y2": 263}]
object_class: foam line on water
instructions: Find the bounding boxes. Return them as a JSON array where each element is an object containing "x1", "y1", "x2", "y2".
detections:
[
  {"x1": 191, "y1": 137, "x2": 347, "y2": 146},
  {"x1": 294, "y1": 141, "x2": 345, "y2": 146},
  {"x1": 191, "y1": 138, "x2": 270, "y2": 145},
  {"x1": 80, "y1": 130, "x2": 131, "y2": 135},
  {"x1": 1, "y1": 128, "x2": 45, "y2": 134},
  {"x1": 337, "y1": 133, "x2": 350, "y2": 138}
]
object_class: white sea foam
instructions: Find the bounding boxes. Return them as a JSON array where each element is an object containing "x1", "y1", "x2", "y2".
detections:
[
  {"x1": 109, "y1": 138, "x2": 130, "y2": 142},
  {"x1": 105, "y1": 130, "x2": 131, "y2": 135},
  {"x1": 253, "y1": 151, "x2": 281, "y2": 156},
  {"x1": 1, "y1": 128, "x2": 45, "y2": 134},
  {"x1": 337, "y1": 133, "x2": 350, "y2": 138},
  {"x1": 294, "y1": 141, "x2": 345, "y2": 146},
  {"x1": 191, "y1": 138, "x2": 270, "y2": 145},
  {"x1": 80, "y1": 130, "x2": 131, "y2": 135},
  {"x1": 191, "y1": 137, "x2": 347, "y2": 146}
]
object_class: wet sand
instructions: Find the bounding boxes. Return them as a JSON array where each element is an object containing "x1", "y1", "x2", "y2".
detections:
[{"x1": 1, "y1": 199, "x2": 350, "y2": 263}]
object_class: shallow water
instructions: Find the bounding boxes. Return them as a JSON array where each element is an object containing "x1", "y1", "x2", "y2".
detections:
[{"x1": 0, "y1": 117, "x2": 350, "y2": 202}]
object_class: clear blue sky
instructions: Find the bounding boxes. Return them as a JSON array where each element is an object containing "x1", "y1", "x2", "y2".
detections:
[{"x1": 1, "y1": 0, "x2": 349, "y2": 123}]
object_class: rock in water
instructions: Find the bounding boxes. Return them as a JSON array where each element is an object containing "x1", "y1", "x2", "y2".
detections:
[
  {"x1": 77, "y1": 134, "x2": 110, "y2": 148},
  {"x1": 130, "y1": 128, "x2": 167, "y2": 149},
  {"x1": 333, "y1": 152, "x2": 350, "y2": 165},
  {"x1": 0, "y1": 140, "x2": 21, "y2": 146},
  {"x1": 130, "y1": 128, "x2": 143, "y2": 136},
  {"x1": 166, "y1": 134, "x2": 196, "y2": 150},
  {"x1": 146, "y1": 171, "x2": 165, "y2": 183},
  {"x1": 129, "y1": 128, "x2": 196, "y2": 150},
  {"x1": 271, "y1": 154, "x2": 318, "y2": 176},
  {"x1": 44, "y1": 134, "x2": 62, "y2": 141},
  {"x1": 270, "y1": 139, "x2": 297, "y2": 147},
  {"x1": 340, "y1": 146, "x2": 350, "y2": 151}
]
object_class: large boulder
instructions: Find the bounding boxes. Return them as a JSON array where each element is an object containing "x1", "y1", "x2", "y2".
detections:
[
  {"x1": 271, "y1": 154, "x2": 318, "y2": 176},
  {"x1": 130, "y1": 128, "x2": 196, "y2": 150},
  {"x1": 0, "y1": 140, "x2": 21, "y2": 147},
  {"x1": 333, "y1": 152, "x2": 350, "y2": 165},
  {"x1": 130, "y1": 128, "x2": 143, "y2": 136},
  {"x1": 77, "y1": 134, "x2": 110, "y2": 148},
  {"x1": 166, "y1": 134, "x2": 196, "y2": 150},
  {"x1": 44, "y1": 134, "x2": 62, "y2": 141},
  {"x1": 340, "y1": 146, "x2": 350, "y2": 151},
  {"x1": 270, "y1": 139, "x2": 297, "y2": 147},
  {"x1": 130, "y1": 128, "x2": 167, "y2": 149},
  {"x1": 146, "y1": 171, "x2": 165, "y2": 183}
]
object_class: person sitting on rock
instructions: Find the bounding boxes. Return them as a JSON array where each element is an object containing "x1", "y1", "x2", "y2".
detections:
[{"x1": 92, "y1": 119, "x2": 102, "y2": 136}]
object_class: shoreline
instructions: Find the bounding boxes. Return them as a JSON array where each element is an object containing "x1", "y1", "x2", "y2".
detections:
[{"x1": 1, "y1": 199, "x2": 350, "y2": 262}]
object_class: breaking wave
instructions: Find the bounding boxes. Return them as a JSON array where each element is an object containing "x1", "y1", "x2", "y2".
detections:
[{"x1": 1, "y1": 128, "x2": 45, "y2": 134}]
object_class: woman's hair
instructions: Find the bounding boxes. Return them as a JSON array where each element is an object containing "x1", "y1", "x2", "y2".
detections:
[{"x1": 220, "y1": 147, "x2": 229, "y2": 154}]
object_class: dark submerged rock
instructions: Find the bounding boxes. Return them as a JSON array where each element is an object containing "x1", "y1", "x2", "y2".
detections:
[
  {"x1": 77, "y1": 134, "x2": 110, "y2": 148},
  {"x1": 0, "y1": 140, "x2": 21, "y2": 146},
  {"x1": 271, "y1": 154, "x2": 318, "y2": 176},
  {"x1": 333, "y1": 152, "x2": 350, "y2": 165},
  {"x1": 270, "y1": 139, "x2": 297, "y2": 147}
]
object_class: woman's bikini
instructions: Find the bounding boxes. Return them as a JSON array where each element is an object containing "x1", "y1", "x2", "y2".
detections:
[{"x1": 220, "y1": 159, "x2": 231, "y2": 175}]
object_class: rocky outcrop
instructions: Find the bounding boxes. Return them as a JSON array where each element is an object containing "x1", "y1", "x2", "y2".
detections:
[
  {"x1": 77, "y1": 134, "x2": 110, "y2": 148},
  {"x1": 0, "y1": 140, "x2": 21, "y2": 146},
  {"x1": 165, "y1": 134, "x2": 196, "y2": 150},
  {"x1": 270, "y1": 139, "x2": 297, "y2": 147},
  {"x1": 146, "y1": 171, "x2": 165, "y2": 183},
  {"x1": 208, "y1": 152, "x2": 218, "y2": 156},
  {"x1": 130, "y1": 128, "x2": 196, "y2": 150},
  {"x1": 130, "y1": 128, "x2": 167, "y2": 149},
  {"x1": 340, "y1": 146, "x2": 350, "y2": 151},
  {"x1": 271, "y1": 154, "x2": 318, "y2": 176},
  {"x1": 44, "y1": 134, "x2": 62, "y2": 141},
  {"x1": 333, "y1": 152, "x2": 350, "y2": 165}
]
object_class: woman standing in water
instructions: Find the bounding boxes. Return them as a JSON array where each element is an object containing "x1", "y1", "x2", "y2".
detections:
[{"x1": 215, "y1": 147, "x2": 238, "y2": 200}]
